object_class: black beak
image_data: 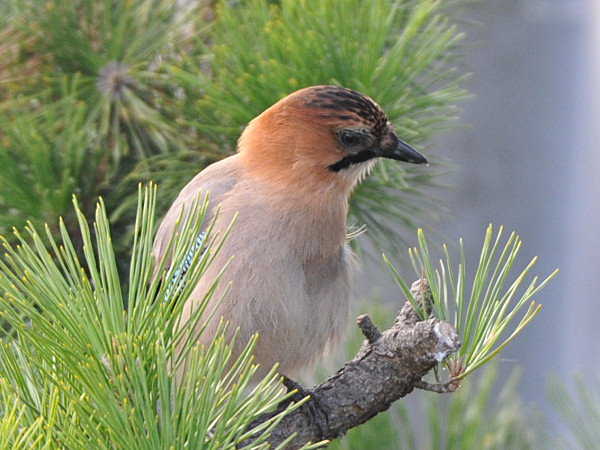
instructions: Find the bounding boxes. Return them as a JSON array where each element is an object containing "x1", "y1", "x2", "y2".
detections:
[{"x1": 380, "y1": 138, "x2": 428, "y2": 165}]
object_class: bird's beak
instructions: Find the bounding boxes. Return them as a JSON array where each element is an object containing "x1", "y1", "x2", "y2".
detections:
[{"x1": 379, "y1": 138, "x2": 428, "y2": 165}]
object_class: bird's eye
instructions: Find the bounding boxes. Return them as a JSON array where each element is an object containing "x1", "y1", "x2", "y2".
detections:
[{"x1": 338, "y1": 130, "x2": 366, "y2": 148}]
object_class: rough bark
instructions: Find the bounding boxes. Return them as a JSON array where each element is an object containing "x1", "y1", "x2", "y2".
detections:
[{"x1": 242, "y1": 280, "x2": 461, "y2": 449}]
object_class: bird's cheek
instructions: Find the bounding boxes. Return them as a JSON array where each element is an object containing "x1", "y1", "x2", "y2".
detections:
[{"x1": 307, "y1": 145, "x2": 346, "y2": 167}]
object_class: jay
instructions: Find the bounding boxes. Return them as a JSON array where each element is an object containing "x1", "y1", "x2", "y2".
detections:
[{"x1": 152, "y1": 85, "x2": 427, "y2": 385}]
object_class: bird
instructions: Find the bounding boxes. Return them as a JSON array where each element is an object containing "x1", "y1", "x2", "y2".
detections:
[{"x1": 152, "y1": 85, "x2": 428, "y2": 386}]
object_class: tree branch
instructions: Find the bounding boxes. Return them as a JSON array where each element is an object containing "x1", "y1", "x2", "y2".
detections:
[{"x1": 242, "y1": 280, "x2": 461, "y2": 449}]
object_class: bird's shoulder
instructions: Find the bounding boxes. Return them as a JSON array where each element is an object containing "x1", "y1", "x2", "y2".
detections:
[
  {"x1": 152, "y1": 155, "x2": 242, "y2": 268},
  {"x1": 178, "y1": 154, "x2": 241, "y2": 203}
]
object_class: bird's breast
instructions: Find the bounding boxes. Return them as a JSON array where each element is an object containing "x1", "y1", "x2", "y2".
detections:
[{"x1": 191, "y1": 181, "x2": 353, "y2": 378}]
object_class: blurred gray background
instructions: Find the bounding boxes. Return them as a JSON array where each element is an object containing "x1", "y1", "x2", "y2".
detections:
[{"x1": 355, "y1": 0, "x2": 600, "y2": 428}]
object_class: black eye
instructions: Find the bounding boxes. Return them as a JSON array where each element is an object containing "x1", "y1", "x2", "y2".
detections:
[{"x1": 338, "y1": 130, "x2": 366, "y2": 148}]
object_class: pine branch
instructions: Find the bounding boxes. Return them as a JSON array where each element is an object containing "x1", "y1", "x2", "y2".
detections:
[{"x1": 241, "y1": 280, "x2": 460, "y2": 449}]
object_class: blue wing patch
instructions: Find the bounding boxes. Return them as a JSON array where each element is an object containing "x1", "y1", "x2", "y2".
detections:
[{"x1": 164, "y1": 231, "x2": 206, "y2": 301}]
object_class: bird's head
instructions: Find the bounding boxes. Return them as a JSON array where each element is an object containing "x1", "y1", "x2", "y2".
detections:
[{"x1": 238, "y1": 85, "x2": 428, "y2": 193}]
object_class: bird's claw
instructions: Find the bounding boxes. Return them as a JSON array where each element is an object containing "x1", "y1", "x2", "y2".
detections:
[{"x1": 281, "y1": 376, "x2": 328, "y2": 439}]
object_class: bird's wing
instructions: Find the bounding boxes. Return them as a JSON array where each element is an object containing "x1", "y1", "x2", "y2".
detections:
[
  {"x1": 152, "y1": 156, "x2": 240, "y2": 281},
  {"x1": 163, "y1": 230, "x2": 206, "y2": 301}
]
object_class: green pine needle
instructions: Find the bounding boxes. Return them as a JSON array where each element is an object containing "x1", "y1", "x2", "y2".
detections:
[
  {"x1": 0, "y1": 184, "x2": 306, "y2": 448},
  {"x1": 386, "y1": 225, "x2": 557, "y2": 381},
  {"x1": 547, "y1": 373, "x2": 600, "y2": 449}
]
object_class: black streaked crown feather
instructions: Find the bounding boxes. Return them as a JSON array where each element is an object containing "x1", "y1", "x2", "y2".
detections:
[{"x1": 304, "y1": 86, "x2": 388, "y2": 137}]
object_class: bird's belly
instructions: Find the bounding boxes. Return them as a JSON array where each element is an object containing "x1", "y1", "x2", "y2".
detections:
[{"x1": 249, "y1": 246, "x2": 353, "y2": 378}]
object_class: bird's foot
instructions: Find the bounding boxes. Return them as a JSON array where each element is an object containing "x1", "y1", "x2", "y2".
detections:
[{"x1": 280, "y1": 376, "x2": 328, "y2": 440}]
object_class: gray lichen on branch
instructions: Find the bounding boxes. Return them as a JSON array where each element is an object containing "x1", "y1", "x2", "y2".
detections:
[{"x1": 242, "y1": 279, "x2": 460, "y2": 449}]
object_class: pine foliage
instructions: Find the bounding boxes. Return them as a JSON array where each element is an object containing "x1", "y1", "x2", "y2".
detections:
[
  {"x1": 0, "y1": 186, "x2": 306, "y2": 448},
  {"x1": 0, "y1": 0, "x2": 468, "y2": 262}
]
